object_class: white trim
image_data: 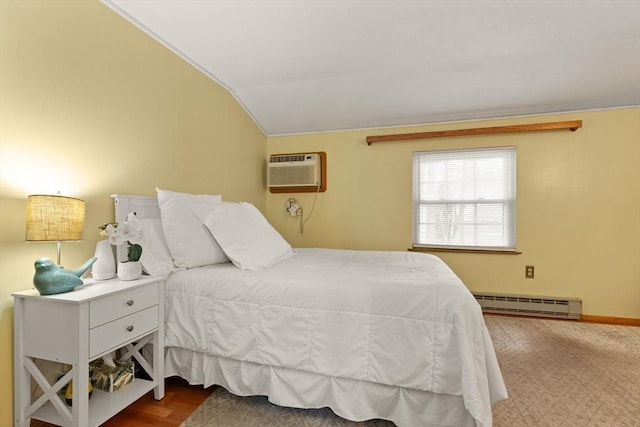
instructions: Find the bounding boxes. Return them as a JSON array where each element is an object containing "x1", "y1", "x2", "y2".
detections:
[{"x1": 267, "y1": 105, "x2": 639, "y2": 138}]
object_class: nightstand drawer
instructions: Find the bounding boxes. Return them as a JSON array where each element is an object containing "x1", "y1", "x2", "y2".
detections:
[
  {"x1": 90, "y1": 283, "x2": 158, "y2": 328},
  {"x1": 90, "y1": 305, "x2": 158, "y2": 358}
]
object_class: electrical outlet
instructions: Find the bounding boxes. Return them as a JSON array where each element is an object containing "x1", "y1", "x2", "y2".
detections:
[
  {"x1": 525, "y1": 265, "x2": 535, "y2": 279},
  {"x1": 287, "y1": 198, "x2": 302, "y2": 216}
]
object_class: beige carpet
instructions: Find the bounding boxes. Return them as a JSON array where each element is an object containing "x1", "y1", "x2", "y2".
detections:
[{"x1": 180, "y1": 315, "x2": 640, "y2": 426}]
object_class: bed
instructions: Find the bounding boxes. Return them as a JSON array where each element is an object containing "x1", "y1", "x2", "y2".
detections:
[{"x1": 113, "y1": 192, "x2": 507, "y2": 427}]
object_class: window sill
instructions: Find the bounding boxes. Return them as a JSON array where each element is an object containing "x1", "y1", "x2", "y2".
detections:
[{"x1": 409, "y1": 246, "x2": 522, "y2": 255}]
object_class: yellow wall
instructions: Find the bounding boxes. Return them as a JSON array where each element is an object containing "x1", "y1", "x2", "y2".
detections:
[
  {"x1": 0, "y1": 1, "x2": 265, "y2": 424},
  {"x1": 2, "y1": 1, "x2": 639, "y2": 425},
  {"x1": 267, "y1": 109, "x2": 640, "y2": 320}
]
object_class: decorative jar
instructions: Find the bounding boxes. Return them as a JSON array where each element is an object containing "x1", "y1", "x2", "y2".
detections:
[{"x1": 92, "y1": 240, "x2": 115, "y2": 280}]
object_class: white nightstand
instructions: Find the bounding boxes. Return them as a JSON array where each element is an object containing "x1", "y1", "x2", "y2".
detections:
[{"x1": 13, "y1": 275, "x2": 165, "y2": 427}]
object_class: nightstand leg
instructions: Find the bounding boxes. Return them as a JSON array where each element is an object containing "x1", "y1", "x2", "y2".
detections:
[
  {"x1": 14, "y1": 298, "x2": 30, "y2": 427},
  {"x1": 71, "y1": 362, "x2": 89, "y2": 427},
  {"x1": 13, "y1": 355, "x2": 30, "y2": 427},
  {"x1": 153, "y1": 330, "x2": 165, "y2": 400},
  {"x1": 155, "y1": 280, "x2": 165, "y2": 400}
]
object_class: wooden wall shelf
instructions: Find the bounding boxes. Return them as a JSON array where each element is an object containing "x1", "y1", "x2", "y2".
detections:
[{"x1": 366, "y1": 120, "x2": 582, "y2": 145}]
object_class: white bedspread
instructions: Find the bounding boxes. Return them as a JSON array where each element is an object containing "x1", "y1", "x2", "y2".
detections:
[{"x1": 164, "y1": 248, "x2": 507, "y2": 426}]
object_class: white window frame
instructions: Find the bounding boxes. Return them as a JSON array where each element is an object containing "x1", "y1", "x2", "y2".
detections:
[{"x1": 412, "y1": 146, "x2": 517, "y2": 251}]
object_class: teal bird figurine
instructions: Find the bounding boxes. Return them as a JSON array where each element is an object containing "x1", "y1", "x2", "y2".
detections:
[{"x1": 33, "y1": 257, "x2": 97, "y2": 295}]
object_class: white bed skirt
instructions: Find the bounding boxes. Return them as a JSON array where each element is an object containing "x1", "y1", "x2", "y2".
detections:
[{"x1": 165, "y1": 347, "x2": 476, "y2": 427}]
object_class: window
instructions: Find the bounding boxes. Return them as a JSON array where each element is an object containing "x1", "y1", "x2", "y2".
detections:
[{"x1": 412, "y1": 147, "x2": 516, "y2": 251}]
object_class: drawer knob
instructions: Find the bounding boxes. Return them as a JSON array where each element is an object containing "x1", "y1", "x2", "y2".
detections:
[
  {"x1": 126, "y1": 325, "x2": 134, "y2": 332},
  {"x1": 126, "y1": 300, "x2": 134, "y2": 306}
]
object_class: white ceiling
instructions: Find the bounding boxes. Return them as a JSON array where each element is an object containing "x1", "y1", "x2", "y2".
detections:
[{"x1": 103, "y1": 0, "x2": 640, "y2": 136}]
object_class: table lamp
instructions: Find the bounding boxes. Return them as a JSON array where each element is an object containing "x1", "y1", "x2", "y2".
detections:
[{"x1": 25, "y1": 194, "x2": 85, "y2": 266}]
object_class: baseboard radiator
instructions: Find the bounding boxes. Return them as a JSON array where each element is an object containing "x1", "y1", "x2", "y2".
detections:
[{"x1": 473, "y1": 292, "x2": 582, "y2": 320}]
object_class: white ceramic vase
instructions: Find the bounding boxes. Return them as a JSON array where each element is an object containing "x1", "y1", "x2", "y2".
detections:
[
  {"x1": 117, "y1": 261, "x2": 142, "y2": 281},
  {"x1": 92, "y1": 240, "x2": 115, "y2": 280}
]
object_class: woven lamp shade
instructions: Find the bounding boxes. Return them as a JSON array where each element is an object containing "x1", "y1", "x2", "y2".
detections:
[{"x1": 26, "y1": 194, "x2": 85, "y2": 242}]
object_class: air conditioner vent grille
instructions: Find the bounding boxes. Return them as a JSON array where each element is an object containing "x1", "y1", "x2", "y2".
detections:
[
  {"x1": 473, "y1": 292, "x2": 582, "y2": 320},
  {"x1": 269, "y1": 155, "x2": 307, "y2": 163}
]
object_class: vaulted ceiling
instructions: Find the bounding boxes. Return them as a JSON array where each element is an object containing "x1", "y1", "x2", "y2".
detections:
[{"x1": 103, "y1": 0, "x2": 640, "y2": 136}]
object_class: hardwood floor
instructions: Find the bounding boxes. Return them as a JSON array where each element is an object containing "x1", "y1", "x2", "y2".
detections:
[{"x1": 31, "y1": 377, "x2": 215, "y2": 427}]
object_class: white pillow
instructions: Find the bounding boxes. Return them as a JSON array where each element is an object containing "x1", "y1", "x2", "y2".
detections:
[
  {"x1": 193, "y1": 202, "x2": 294, "y2": 270},
  {"x1": 137, "y1": 218, "x2": 177, "y2": 277},
  {"x1": 156, "y1": 188, "x2": 229, "y2": 268}
]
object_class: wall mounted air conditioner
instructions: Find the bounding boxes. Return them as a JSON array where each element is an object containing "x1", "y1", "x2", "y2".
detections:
[{"x1": 268, "y1": 153, "x2": 321, "y2": 188}]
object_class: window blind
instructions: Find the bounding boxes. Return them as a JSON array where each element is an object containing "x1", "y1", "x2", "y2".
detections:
[{"x1": 412, "y1": 147, "x2": 516, "y2": 250}]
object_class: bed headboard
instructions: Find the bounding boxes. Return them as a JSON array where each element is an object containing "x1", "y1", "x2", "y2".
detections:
[
  {"x1": 112, "y1": 194, "x2": 160, "y2": 222},
  {"x1": 111, "y1": 194, "x2": 160, "y2": 261}
]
